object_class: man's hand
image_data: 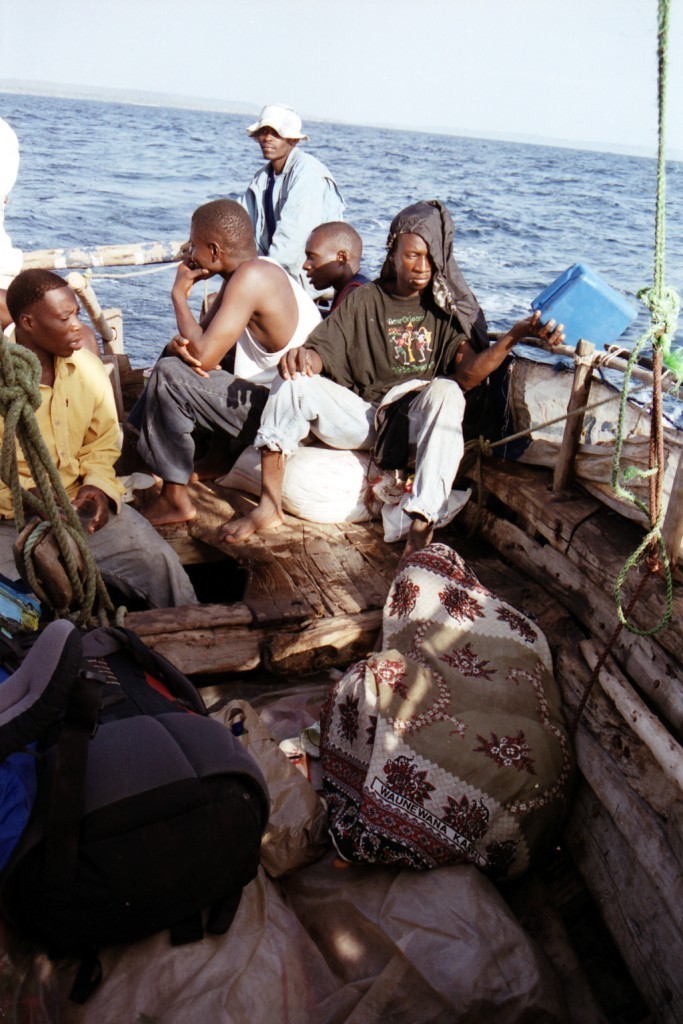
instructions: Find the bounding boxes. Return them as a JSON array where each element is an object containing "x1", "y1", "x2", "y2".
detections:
[
  {"x1": 72, "y1": 485, "x2": 110, "y2": 534},
  {"x1": 279, "y1": 346, "x2": 323, "y2": 380},
  {"x1": 167, "y1": 334, "x2": 218, "y2": 377},
  {"x1": 171, "y1": 259, "x2": 212, "y2": 302},
  {"x1": 501, "y1": 310, "x2": 566, "y2": 352}
]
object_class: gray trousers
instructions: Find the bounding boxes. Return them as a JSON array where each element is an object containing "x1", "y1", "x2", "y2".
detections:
[
  {"x1": 0, "y1": 503, "x2": 197, "y2": 609},
  {"x1": 137, "y1": 357, "x2": 269, "y2": 484},
  {"x1": 255, "y1": 375, "x2": 467, "y2": 525}
]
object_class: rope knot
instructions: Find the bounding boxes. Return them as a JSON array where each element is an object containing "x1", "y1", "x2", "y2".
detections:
[
  {"x1": 636, "y1": 285, "x2": 682, "y2": 385},
  {"x1": 464, "y1": 436, "x2": 493, "y2": 458},
  {"x1": 637, "y1": 283, "x2": 679, "y2": 338}
]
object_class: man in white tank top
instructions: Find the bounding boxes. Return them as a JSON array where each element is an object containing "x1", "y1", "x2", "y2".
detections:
[{"x1": 137, "y1": 199, "x2": 320, "y2": 526}]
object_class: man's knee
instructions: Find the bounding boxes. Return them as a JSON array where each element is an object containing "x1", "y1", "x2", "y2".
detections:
[
  {"x1": 151, "y1": 356, "x2": 191, "y2": 390},
  {"x1": 418, "y1": 378, "x2": 466, "y2": 415}
]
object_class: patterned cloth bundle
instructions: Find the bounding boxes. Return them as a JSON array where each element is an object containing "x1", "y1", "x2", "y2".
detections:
[{"x1": 320, "y1": 543, "x2": 574, "y2": 878}]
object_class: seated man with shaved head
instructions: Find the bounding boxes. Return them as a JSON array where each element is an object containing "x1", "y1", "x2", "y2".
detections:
[
  {"x1": 137, "y1": 198, "x2": 321, "y2": 526},
  {"x1": 303, "y1": 222, "x2": 369, "y2": 317}
]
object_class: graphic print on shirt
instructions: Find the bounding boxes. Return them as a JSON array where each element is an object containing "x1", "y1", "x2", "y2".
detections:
[{"x1": 386, "y1": 311, "x2": 434, "y2": 377}]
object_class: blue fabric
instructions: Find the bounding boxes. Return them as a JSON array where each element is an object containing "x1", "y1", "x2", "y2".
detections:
[{"x1": 0, "y1": 747, "x2": 36, "y2": 870}]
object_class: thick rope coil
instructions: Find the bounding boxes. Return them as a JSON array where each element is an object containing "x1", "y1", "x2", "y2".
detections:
[{"x1": 0, "y1": 339, "x2": 121, "y2": 628}]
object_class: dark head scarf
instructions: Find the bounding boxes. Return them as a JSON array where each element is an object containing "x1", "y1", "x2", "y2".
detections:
[{"x1": 380, "y1": 199, "x2": 488, "y2": 350}]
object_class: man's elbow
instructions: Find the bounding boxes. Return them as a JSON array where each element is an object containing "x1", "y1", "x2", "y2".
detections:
[{"x1": 453, "y1": 368, "x2": 482, "y2": 393}]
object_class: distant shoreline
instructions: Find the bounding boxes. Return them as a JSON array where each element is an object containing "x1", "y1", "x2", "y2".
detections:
[{"x1": 1, "y1": 79, "x2": 679, "y2": 163}]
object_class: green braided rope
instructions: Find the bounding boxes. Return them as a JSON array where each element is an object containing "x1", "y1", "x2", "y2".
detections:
[
  {"x1": 0, "y1": 339, "x2": 116, "y2": 627},
  {"x1": 609, "y1": 0, "x2": 678, "y2": 636}
]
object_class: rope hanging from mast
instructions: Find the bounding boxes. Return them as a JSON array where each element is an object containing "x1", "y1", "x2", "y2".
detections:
[{"x1": 609, "y1": 0, "x2": 680, "y2": 637}]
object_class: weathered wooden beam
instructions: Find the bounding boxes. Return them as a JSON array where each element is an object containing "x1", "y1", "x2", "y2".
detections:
[
  {"x1": 553, "y1": 339, "x2": 595, "y2": 492},
  {"x1": 517, "y1": 334, "x2": 683, "y2": 397},
  {"x1": 460, "y1": 502, "x2": 683, "y2": 735},
  {"x1": 265, "y1": 609, "x2": 382, "y2": 675},
  {"x1": 473, "y1": 459, "x2": 683, "y2": 661},
  {"x1": 564, "y1": 783, "x2": 683, "y2": 1024},
  {"x1": 475, "y1": 459, "x2": 600, "y2": 551},
  {"x1": 124, "y1": 605, "x2": 383, "y2": 678},
  {"x1": 558, "y1": 638, "x2": 683, "y2": 1020},
  {"x1": 136, "y1": 624, "x2": 266, "y2": 675},
  {"x1": 22, "y1": 239, "x2": 186, "y2": 270},
  {"x1": 124, "y1": 602, "x2": 253, "y2": 637},
  {"x1": 556, "y1": 644, "x2": 681, "y2": 817},
  {"x1": 580, "y1": 640, "x2": 683, "y2": 791}
]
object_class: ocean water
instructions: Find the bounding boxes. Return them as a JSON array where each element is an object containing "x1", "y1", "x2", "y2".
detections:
[{"x1": 2, "y1": 92, "x2": 682, "y2": 373}]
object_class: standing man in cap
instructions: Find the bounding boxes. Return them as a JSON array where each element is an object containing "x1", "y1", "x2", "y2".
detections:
[{"x1": 240, "y1": 104, "x2": 344, "y2": 296}]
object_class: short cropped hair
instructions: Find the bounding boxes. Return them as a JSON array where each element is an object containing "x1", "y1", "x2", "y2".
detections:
[
  {"x1": 310, "y1": 221, "x2": 363, "y2": 259},
  {"x1": 6, "y1": 269, "x2": 70, "y2": 323},
  {"x1": 191, "y1": 199, "x2": 256, "y2": 256}
]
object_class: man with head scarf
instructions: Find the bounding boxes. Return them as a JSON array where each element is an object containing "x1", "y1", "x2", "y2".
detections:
[
  {"x1": 239, "y1": 104, "x2": 344, "y2": 297},
  {"x1": 221, "y1": 200, "x2": 564, "y2": 556},
  {"x1": 0, "y1": 117, "x2": 22, "y2": 329}
]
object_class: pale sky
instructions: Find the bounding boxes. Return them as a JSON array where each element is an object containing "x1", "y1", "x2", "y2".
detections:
[{"x1": 0, "y1": 0, "x2": 681, "y2": 156}]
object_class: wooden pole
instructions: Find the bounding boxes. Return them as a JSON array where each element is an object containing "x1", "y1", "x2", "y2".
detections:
[
  {"x1": 517, "y1": 335, "x2": 682, "y2": 396},
  {"x1": 22, "y1": 239, "x2": 186, "y2": 270},
  {"x1": 580, "y1": 639, "x2": 683, "y2": 790},
  {"x1": 553, "y1": 339, "x2": 595, "y2": 492},
  {"x1": 67, "y1": 271, "x2": 123, "y2": 352}
]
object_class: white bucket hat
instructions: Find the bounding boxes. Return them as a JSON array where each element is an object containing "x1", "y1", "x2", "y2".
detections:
[{"x1": 246, "y1": 104, "x2": 308, "y2": 141}]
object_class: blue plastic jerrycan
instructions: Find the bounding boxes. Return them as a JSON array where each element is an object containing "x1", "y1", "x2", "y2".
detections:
[{"x1": 531, "y1": 263, "x2": 637, "y2": 348}]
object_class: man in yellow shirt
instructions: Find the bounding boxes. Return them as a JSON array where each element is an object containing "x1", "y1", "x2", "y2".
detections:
[{"x1": 0, "y1": 269, "x2": 196, "y2": 609}]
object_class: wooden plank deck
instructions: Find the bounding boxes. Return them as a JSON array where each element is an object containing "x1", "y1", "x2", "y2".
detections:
[
  {"x1": 125, "y1": 481, "x2": 403, "y2": 677},
  {"x1": 125, "y1": 459, "x2": 681, "y2": 686}
]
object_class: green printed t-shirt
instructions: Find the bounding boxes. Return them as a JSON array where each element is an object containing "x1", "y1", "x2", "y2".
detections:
[{"x1": 305, "y1": 281, "x2": 467, "y2": 403}]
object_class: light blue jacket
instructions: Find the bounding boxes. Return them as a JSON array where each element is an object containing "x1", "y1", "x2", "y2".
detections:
[{"x1": 239, "y1": 146, "x2": 344, "y2": 294}]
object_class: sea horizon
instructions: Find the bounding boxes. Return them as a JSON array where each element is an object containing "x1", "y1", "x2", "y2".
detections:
[
  {"x1": 2, "y1": 88, "x2": 681, "y2": 410},
  {"x1": 1, "y1": 79, "x2": 680, "y2": 164}
]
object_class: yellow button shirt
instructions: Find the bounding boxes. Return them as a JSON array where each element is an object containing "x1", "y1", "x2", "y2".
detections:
[{"x1": 0, "y1": 342, "x2": 124, "y2": 519}]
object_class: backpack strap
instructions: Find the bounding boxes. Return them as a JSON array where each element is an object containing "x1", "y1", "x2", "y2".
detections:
[
  {"x1": 43, "y1": 669, "x2": 105, "y2": 895},
  {"x1": 0, "y1": 620, "x2": 82, "y2": 759},
  {"x1": 82, "y1": 627, "x2": 207, "y2": 716}
]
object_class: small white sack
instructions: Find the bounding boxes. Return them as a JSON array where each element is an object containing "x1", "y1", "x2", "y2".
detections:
[{"x1": 218, "y1": 445, "x2": 379, "y2": 523}]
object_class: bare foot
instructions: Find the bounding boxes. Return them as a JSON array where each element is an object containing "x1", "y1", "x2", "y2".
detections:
[
  {"x1": 218, "y1": 504, "x2": 284, "y2": 543},
  {"x1": 141, "y1": 491, "x2": 197, "y2": 527},
  {"x1": 401, "y1": 516, "x2": 434, "y2": 562}
]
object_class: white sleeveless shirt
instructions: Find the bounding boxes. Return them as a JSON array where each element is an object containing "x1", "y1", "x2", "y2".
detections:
[{"x1": 233, "y1": 258, "x2": 321, "y2": 387}]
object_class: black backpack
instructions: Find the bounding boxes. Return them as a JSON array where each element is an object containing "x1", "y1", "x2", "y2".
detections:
[{"x1": 0, "y1": 619, "x2": 270, "y2": 1002}]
